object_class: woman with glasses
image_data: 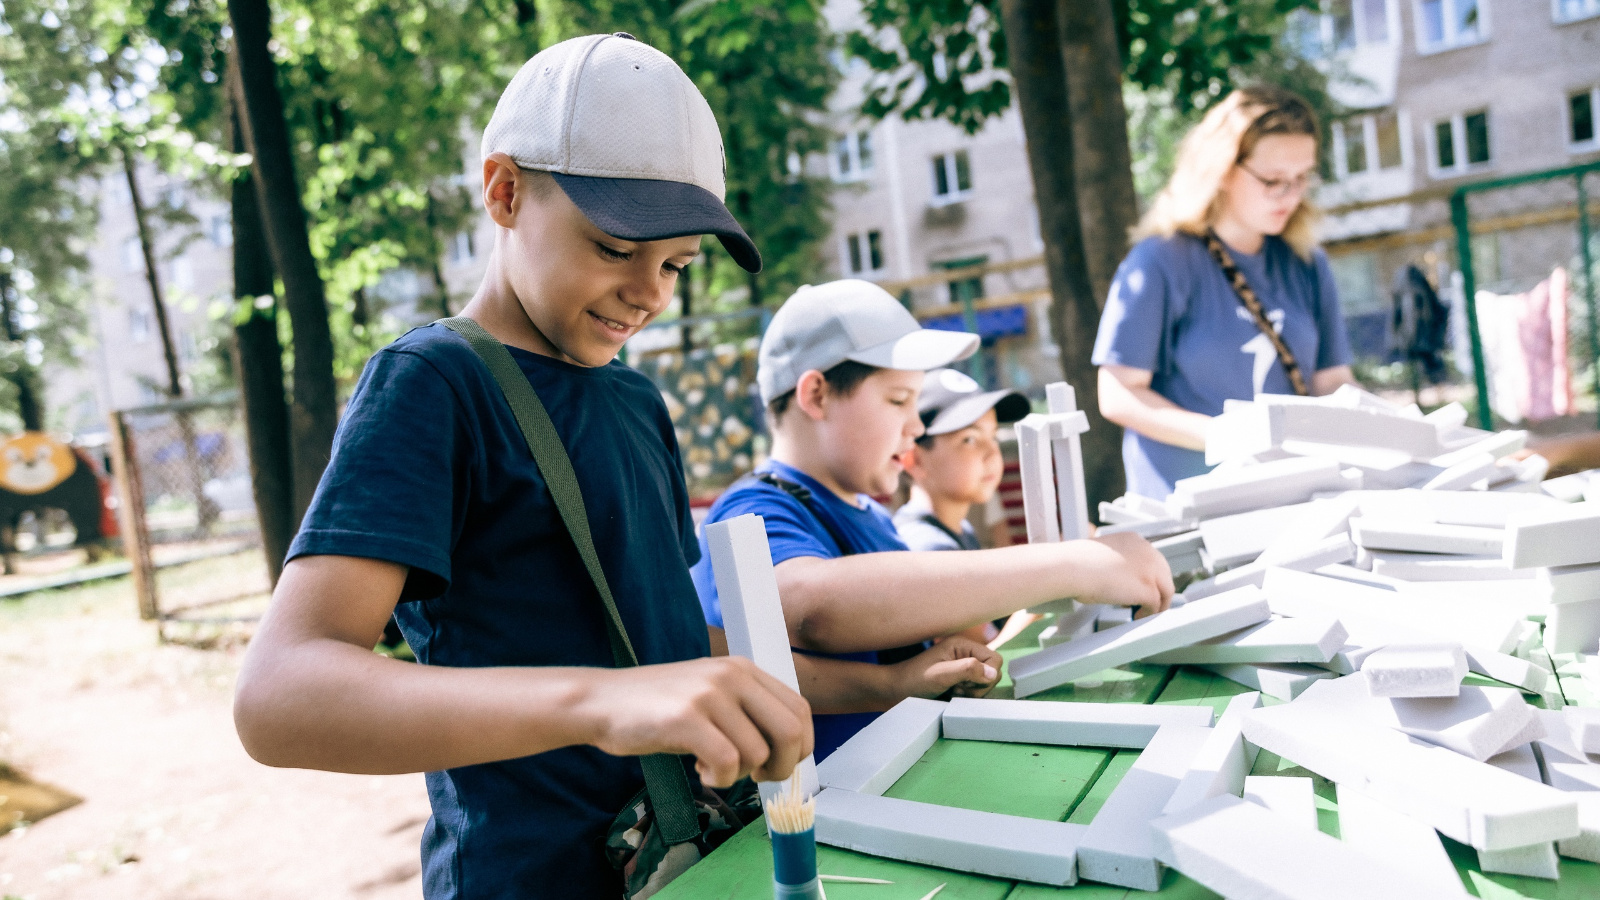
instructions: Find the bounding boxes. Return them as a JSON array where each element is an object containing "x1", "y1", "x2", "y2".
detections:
[{"x1": 1092, "y1": 85, "x2": 1358, "y2": 498}]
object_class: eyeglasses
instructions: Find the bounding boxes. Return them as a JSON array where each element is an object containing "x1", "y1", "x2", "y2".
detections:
[{"x1": 1237, "y1": 162, "x2": 1320, "y2": 200}]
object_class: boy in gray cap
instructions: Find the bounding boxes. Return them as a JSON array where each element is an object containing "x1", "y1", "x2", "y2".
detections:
[
  {"x1": 234, "y1": 35, "x2": 902, "y2": 899},
  {"x1": 691, "y1": 279, "x2": 1174, "y2": 760}
]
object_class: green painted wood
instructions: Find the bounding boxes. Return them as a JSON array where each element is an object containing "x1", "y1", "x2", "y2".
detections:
[{"x1": 886, "y1": 738, "x2": 1111, "y2": 823}]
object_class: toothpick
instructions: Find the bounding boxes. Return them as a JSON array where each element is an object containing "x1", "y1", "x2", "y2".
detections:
[
  {"x1": 818, "y1": 874, "x2": 894, "y2": 884},
  {"x1": 916, "y1": 884, "x2": 946, "y2": 900}
]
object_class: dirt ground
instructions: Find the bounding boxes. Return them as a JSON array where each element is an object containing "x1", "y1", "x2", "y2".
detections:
[{"x1": 0, "y1": 552, "x2": 431, "y2": 900}]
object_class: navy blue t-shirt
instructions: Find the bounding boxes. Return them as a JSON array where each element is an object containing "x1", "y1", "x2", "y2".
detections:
[
  {"x1": 287, "y1": 323, "x2": 710, "y2": 900},
  {"x1": 1091, "y1": 233, "x2": 1352, "y2": 498},
  {"x1": 691, "y1": 460, "x2": 909, "y2": 760}
]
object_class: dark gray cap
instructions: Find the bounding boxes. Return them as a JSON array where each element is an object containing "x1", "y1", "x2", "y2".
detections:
[{"x1": 918, "y1": 368, "x2": 1031, "y2": 435}]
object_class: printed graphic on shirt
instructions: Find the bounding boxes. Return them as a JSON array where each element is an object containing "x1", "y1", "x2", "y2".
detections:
[{"x1": 1237, "y1": 307, "x2": 1287, "y2": 396}]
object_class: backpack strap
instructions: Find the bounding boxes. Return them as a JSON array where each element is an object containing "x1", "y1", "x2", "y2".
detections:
[
  {"x1": 437, "y1": 317, "x2": 701, "y2": 846},
  {"x1": 1201, "y1": 230, "x2": 1311, "y2": 396},
  {"x1": 754, "y1": 471, "x2": 857, "y2": 557}
]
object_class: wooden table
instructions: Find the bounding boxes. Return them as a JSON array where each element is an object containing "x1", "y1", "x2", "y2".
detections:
[{"x1": 656, "y1": 622, "x2": 1600, "y2": 899}]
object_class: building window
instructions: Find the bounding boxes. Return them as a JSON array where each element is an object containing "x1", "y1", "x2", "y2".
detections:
[
  {"x1": 935, "y1": 256, "x2": 987, "y2": 307},
  {"x1": 832, "y1": 129, "x2": 874, "y2": 183},
  {"x1": 844, "y1": 230, "x2": 885, "y2": 275},
  {"x1": 1555, "y1": 0, "x2": 1600, "y2": 23},
  {"x1": 129, "y1": 307, "x2": 153, "y2": 343},
  {"x1": 450, "y1": 230, "x2": 475, "y2": 265},
  {"x1": 1571, "y1": 88, "x2": 1599, "y2": 147},
  {"x1": 122, "y1": 236, "x2": 144, "y2": 274},
  {"x1": 1290, "y1": 0, "x2": 1389, "y2": 55},
  {"x1": 1431, "y1": 110, "x2": 1491, "y2": 175},
  {"x1": 930, "y1": 149, "x2": 972, "y2": 204},
  {"x1": 208, "y1": 213, "x2": 232, "y2": 248},
  {"x1": 1416, "y1": 0, "x2": 1483, "y2": 53},
  {"x1": 1333, "y1": 111, "x2": 1403, "y2": 179}
]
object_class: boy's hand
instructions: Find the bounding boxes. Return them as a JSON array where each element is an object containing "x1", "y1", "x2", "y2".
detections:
[
  {"x1": 1072, "y1": 532, "x2": 1175, "y2": 618},
  {"x1": 580, "y1": 656, "x2": 812, "y2": 789},
  {"x1": 889, "y1": 637, "x2": 1003, "y2": 701}
]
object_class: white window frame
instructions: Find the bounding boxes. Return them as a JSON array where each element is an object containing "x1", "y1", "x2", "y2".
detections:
[
  {"x1": 929, "y1": 149, "x2": 973, "y2": 206},
  {"x1": 1322, "y1": 0, "x2": 1393, "y2": 51},
  {"x1": 1331, "y1": 110, "x2": 1407, "y2": 180},
  {"x1": 1553, "y1": 0, "x2": 1600, "y2": 24},
  {"x1": 1413, "y1": 0, "x2": 1489, "y2": 54},
  {"x1": 831, "y1": 129, "x2": 875, "y2": 183},
  {"x1": 1567, "y1": 86, "x2": 1600, "y2": 152},
  {"x1": 1427, "y1": 109, "x2": 1493, "y2": 178},
  {"x1": 840, "y1": 229, "x2": 886, "y2": 276}
]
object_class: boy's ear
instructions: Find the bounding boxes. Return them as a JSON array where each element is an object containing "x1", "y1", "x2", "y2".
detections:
[
  {"x1": 483, "y1": 152, "x2": 521, "y2": 228},
  {"x1": 792, "y1": 369, "x2": 831, "y2": 422}
]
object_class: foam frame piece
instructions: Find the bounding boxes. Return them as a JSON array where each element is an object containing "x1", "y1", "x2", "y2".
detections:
[
  {"x1": 815, "y1": 697, "x2": 946, "y2": 796},
  {"x1": 940, "y1": 697, "x2": 1212, "y2": 748}
]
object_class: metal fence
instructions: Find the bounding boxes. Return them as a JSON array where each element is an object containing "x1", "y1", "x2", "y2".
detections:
[{"x1": 106, "y1": 393, "x2": 269, "y2": 637}]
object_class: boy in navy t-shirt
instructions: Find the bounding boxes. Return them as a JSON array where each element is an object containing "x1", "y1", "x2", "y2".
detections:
[
  {"x1": 231, "y1": 36, "x2": 921, "y2": 899},
  {"x1": 693, "y1": 280, "x2": 1177, "y2": 758}
]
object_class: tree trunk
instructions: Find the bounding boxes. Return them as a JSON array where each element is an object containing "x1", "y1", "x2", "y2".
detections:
[
  {"x1": 0, "y1": 272, "x2": 42, "y2": 432},
  {"x1": 228, "y1": 2, "x2": 339, "y2": 522},
  {"x1": 1058, "y1": 0, "x2": 1140, "y2": 309},
  {"x1": 229, "y1": 95, "x2": 296, "y2": 585},
  {"x1": 120, "y1": 145, "x2": 183, "y2": 399},
  {"x1": 998, "y1": 0, "x2": 1125, "y2": 507}
]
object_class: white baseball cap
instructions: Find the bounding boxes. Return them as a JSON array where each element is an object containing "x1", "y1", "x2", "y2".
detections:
[
  {"x1": 916, "y1": 368, "x2": 1030, "y2": 436},
  {"x1": 481, "y1": 33, "x2": 761, "y2": 272},
  {"x1": 757, "y1": 280, "x2": 980, "y2": 405}
]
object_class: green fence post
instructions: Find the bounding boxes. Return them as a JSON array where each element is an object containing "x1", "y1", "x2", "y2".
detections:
[
  {"x1": 1578, "y1": 173, "x2": 1600, "y2": 430},
  {"x1": 1453, "y1": 192, "x2": 1493, "y2": 430}
]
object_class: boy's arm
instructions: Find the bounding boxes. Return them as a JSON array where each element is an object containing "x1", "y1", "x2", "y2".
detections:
[
  {"x1": 775, "y1": 532, "x2": 1174, "y2": 654},
  {"x1": 234, "y1": 555, "x2": 811, "y2": 788}
]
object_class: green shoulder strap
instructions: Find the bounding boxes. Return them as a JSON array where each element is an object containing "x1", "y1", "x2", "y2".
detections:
[{"x1": 437, "y1": 316, "x2": 701, "y2": 845}]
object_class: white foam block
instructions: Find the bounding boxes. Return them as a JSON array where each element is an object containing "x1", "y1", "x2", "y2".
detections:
[
  {"x1": 1078, "y1": 724, "x2": 1210, "y2": 890},
  {"x1": 1335, "y1": 785, "x2": 1465, "y2": 895},
  {"x1": 1505, "y1": 501, "x2": 1600, "y2": 569},
  {"x1": 1046, "y1": 383, "x2": 1092, "y2": 541},
  {"x1": 1424, "y1": 402, "x2": 1469, "y2": 428},
  {"x1": 1349, "y1": 517, "x2": 1505, "y2": 556},
  {"x1": 1163, "y1": 692, "x2": 1263, "y2": 816},
  {"x1": 1430, "y1": 430, "x2": 1527, "y2": 468},
  {"x1": 1546, "y1": 597, "x2": 1600, "y2": 654},
  {"x1": 1243, "y1": 775, "x2": 1318, "y2": 832},
  {"x1": 1361, "y1": 644, "x2": 1468, "y2": 698},
  {"x1": 1369, "y1": 552, "x2": 1532, "y2": 582},
  {"x1": 1242, "y1": 700, "x2": 1579, "y2": 850},
  {"x1": 1272, "y1": 403, "x2": 1443, "y2": 461},
  {"x1": 1558, "y1": 793, "x2": 1600, "y2": 863},
  {"x1": 1295, "y1": 675, "x2": 1533, "y2": 762},
  {"x1": 1037, "y1": 603, "x2": 1099, "y2": 647},
  {"x1": 1151, "y1": 794, "x2": 1468, "y2": 900},
  {"x1": 1567, "y1": 707, "x2": 1600, "y2": 754},
  {"x1": 1200, "y1": 661, "x2": 1335, "y2": 701},
  {"x1": 1540, "y1": 470, "x2": 1600, "y2": 502},
  {"x1": 1421, "y1": 453, "x2": 1498, "y2": 491},
  {"x1": 1185, "y1": 535, "x2": 1355, "y2": 600},
  {"x1": 1533, "y1": 708, "x2": 1600, "y2": 792},
  {"x1": 815, "y1": 698, "x2": 945, "y2": 796},
  {"x1": 939, "y1": 697, "x2": 1212, "y2": 748},
  {"x1": 1485, "y1": 709, "x2": 1546, "y2": 759},
  {"x1": 704, "y1": 514, "x2": 821, "y2": 806},
  {"x1": 1463, "y1": 646, "x2": 1550, "y2": 694},
  {"x1": 1009, "y1": 587, "x2": 1271, "y2": 698},
  {"x1": 1476, "y1": 842, "x2": 1559, "y2": 880},
  {"x1": 1539, "y1": 560, "x2": 1600, "y2": 604},
  {"x1": 1256, "y1": 495, "x2": 1362, "y2": 564},
  {"x1": 1199, "y1": 503, "x2": 1317, "y2": 568},
  {"x1": 813, "y1": 788, "x2": 1084, "y2": 886},
  {"x1": 1394, "y1": 579, "x2": 1552, "y2": 622},
  {"x1": 1145, "y1": 616, "x2": 1347, "y2": 666},
  {"x1": 1489, "y1": 743, "x2": 1543, "y2": 782},
  {"x1": 1171, "y1": 457, "x2": 1350, "y2": 520}
]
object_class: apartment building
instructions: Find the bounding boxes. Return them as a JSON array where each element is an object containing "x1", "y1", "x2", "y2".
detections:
[{"x1": 1307, "y1": 0, "x2": 1600, "y2": 355}]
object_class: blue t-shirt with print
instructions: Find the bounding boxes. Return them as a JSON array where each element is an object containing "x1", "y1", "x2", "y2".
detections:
[
  {"x1": 1091, "y1": 233, "x2": 1352, "y2": 498},
  {"x1": 692, "y1": 460, "x2": 909, "y2": 760},
  {"x1": 287, "y1": 323, "x2": 709, "y2": 900}
]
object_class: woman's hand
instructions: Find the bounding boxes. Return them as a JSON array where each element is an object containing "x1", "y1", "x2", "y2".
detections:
[{"x1": 888, "y1": 637, "x2": 1003, "y2": 700}]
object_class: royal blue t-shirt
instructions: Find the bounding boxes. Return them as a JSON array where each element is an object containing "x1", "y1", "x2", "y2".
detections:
[
  {"x1": 1091, "y1": 233, "x2": 1352, "y2": 498},
  {"x1": 691, "y1": 460, "x2": 908, "y2": 760},
  {"x1": 287, "y1": 323, "x2": 710, "y2": 900}
]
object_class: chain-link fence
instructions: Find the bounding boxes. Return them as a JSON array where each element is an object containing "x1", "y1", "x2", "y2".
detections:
[{"x1": 107, "y1": 394, "x2": 269, "y2": 638}]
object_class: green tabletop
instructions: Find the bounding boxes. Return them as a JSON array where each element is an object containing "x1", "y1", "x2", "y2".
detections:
[{"x1": 656, "y1": 622, "x2": 1600, "y2": 899}]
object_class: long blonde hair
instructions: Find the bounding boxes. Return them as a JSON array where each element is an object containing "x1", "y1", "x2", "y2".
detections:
[{"x1": 1133, "y1": 86, "x2": 1322, "y2": 259}]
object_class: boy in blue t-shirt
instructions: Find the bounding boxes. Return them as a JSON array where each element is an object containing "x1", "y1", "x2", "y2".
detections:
[
  {"x1": 692, "y1": 280, "x2": 1177, "y2": 759},
  {"x1": 233, "y1": 36, "x2": 939, "y2": 899}
]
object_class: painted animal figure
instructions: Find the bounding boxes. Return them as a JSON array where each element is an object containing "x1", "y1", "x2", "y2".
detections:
[{"x1": 0, "y1": 432, "x2": 114, "y2": 572}]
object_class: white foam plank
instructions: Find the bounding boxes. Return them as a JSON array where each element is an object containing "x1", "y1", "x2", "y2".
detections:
[
  {"x1": 1505, "y1": 501, "x2": 1600, "y2": 569},
  {"x1": 1567, "y1": 707, "x2": 1600, "y2": 754},
  {"x1": 1009, "y1": 587, "x2": 1271, "y2": 698},
  {"x1": 1485, "y1": 709, "x2": 1546, "y2": 759},
  {"x1": 1395, "y1": 579, "x2": 1552, "y2": 622},
  {"x1": 1144, "y1": 616, "x2": 1346, "y2": 666},
  {"x1": 1151, "y1": 794, "x2": 1467, "y2": 900},
  {"x1": 1335, "y1": 785, "x2": 1466, "y2": 896},
  {"x1": 1242, "y1": 701, "x2": 1580, "y2": 850},
  {"x1": 1370, "y1": 552, "x2": 1532, "y2": 582},
  {"x1": 1547, "y1": 598, "x2": 1600, "y2": 655},
  {"x1": 814, "y1": 789, "x2": 1083, "y2": 886},
  {"x1": 1424, "y1": 402, "x2": 1470, "y2": 428},
  {"x1": 1046, "y1": 383, "x2": 1092, "y2": 541},
  {"x1": 1430, "y1": 430, "x2": 1527, "y2": 467},
  {"x1": 1163, "y1": 692, "x2": 1263, "y2": 815},
  {"x1": 1489, "y1": 743, "x2": 1543, "y2": 782},
  {"x1": 1171, "y1": 457, "x2": 1350, "y2": 520},
  {"x1": 815, "y1": 698, "x2": 945, "y2": 796},
  {"x1": 1037, "y1": 603, "x2": 1099, "y2": 647},
  {"x1": 1533, "y1": 708, "x2": 1600, "y2": 792},
  {"x1": 1199, "y1": 503, "x2": 1316, "y2": 568},
  {"x1": 1078, "y1": 724, "x2": 1210, "y2": 890},
  {"x1": 1182, "y1": 535, "x2": 1354, "y2": 601},
  {"x1": 704, "y1": 514, "x2": 820, "y2": 805},
  {"x1": 1539, "y1": 561, "x2": 1600, "y2": 605},
  {"x1": 1257, "y1": 496, "x2": 1361, "y2": 565},
  {"x1": 1272, "y1": 403, "x2": 1443, "y2": 461},
  {"x1": 1463, "y1": 646, "x2": 1550, "y2": 694},
  {"x1": 1349, "y1": 517, "x2": 1504, "y2": 556},
  {"x1": 1542, "y1": 470, "x2": 1599, "y2": 503},
  {"x1": 1200, "y1": 661, "x2": 1335, "y2": 701},
  {"x1": 1476, "y1": 842, "x2": 1559, "y2": 880},
  {"x1": 1421, "y1": 453, "x2": 1498, "y2": 491},
  {"x1": 1243, "y1": 775, "x2": 1318, "y2": 832},
  {"x1": 1559, "y1": 793, "x2": 1600, "y2": 864},
  {"x1": 940, "y1": 697, "x2": 1212, "y2": 748},
  {"x1": 1294, "y1": 675, "x2": 1533, "y2": 762},
  {"x1": 1362, "y1": 644, "x2": 1468, "y2": 698}
]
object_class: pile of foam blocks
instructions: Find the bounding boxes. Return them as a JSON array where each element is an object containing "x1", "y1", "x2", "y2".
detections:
[{"x1": 704, "y1": 382, "x2": 1600, "y2": 899}]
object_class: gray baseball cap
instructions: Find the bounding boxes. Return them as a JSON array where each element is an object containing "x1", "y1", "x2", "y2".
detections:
[
  {"x1": 917, "y1": 368, "x2": 1031, "y2": 436},
  {"x1": 757, "y1": 280, "x2": 979, "y2": 405},
  {"x1": 481, "y1": 33, "x2": 761, "y2": 272}
]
